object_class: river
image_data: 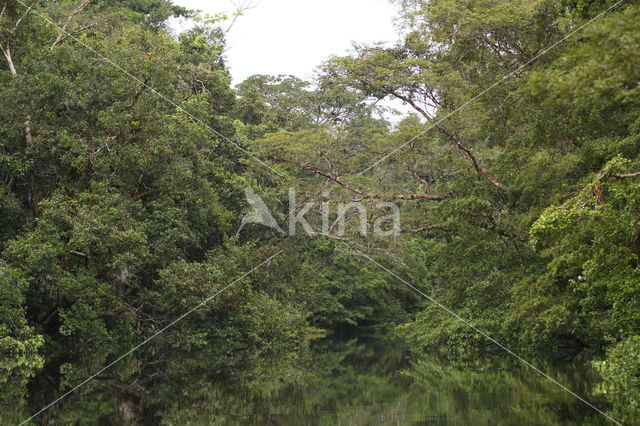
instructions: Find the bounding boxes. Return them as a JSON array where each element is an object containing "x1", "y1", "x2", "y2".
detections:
[{"x1": 6, "y1": 337, "x2": 613, "y2": 425}]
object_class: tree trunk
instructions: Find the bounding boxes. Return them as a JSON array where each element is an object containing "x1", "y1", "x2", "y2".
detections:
[
  {"x1": 1, "y1": 45, "x2": 17, "y2": 75},
  {"x1": 3, "y1": 44, "x2": 37, "y2": 211}
]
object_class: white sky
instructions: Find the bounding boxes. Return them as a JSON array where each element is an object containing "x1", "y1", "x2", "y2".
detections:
[{"x1": 172, "y1": 0, "x2": 400, "y2": 84}]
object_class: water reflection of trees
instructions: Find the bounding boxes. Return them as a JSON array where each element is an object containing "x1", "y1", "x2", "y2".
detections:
[{"x1": 3, "y1": 338, "x2": 611, "y2": 425}]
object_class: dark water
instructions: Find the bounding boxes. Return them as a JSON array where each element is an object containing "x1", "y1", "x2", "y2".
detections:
[
  {"x1": 4, "y1": 338, "x2": 611, "y2": 425},
  {"x1": 223, "y1": 339, "x2": 611, "y2": 426}
]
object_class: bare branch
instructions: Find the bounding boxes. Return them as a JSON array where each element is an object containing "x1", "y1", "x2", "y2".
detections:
[
  {"x1": 391, "y1": 90, "x2": 434, "y2": 121},
  {"x1": 12, "y1": 0, "x2": 38, "y2": 33},
  {"x1": 437, "y1": 125, "x2": 510, "y2": 192},
  {"x1": 612, "y1": 172, "x2": 640, "y2": 179},
  {"x1": 319, "y1": 151, "x2": 334, "y2": 172},
  {"x1": 389, "y1": 91, "x2": 510, "y2": 192},
  {"x1": 400, "y1": 225, "x2": 446, "y2": 233},
  {"x1": 279, "y1": 157, "x2": 451, "y2": 201},
  {"x1": 225, "y1": 0, "x2": 260, "y2": 34},
  {"x1": 51, "y1": 0, "x2": 92, "y2": 50},
  {"x1": 0, "y1": 1, "x2": 8, "y2": 21},
  {"x1": 1, "y1": 45, "x2": 17, "y2": 75},
  {"x1": 402, "y1": 162, "x2": 434, "y2": 192},
  {"x1": 52, "y1": 21, "x2": 98, "y2": 47}
]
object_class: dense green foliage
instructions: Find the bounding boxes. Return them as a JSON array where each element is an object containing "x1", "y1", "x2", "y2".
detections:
[
  {"x1": 1, "y1": 0, "x2": 639, "y2": 422},
  {"x1": 594, "y1": 336, "x2": 640, "y2": 423}
]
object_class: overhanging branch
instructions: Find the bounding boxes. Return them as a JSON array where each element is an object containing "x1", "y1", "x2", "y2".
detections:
[
  {"x1": 279, "y1": 157, "x2": 451, "y2": 201},
  {"x1": 390, "y1": 91, "x2": 510, "y2": 192}
]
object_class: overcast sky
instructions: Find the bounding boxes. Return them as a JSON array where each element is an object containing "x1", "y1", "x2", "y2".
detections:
[{"x1": 172, "y1": 0, "x2": 400, "y2": 84}]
